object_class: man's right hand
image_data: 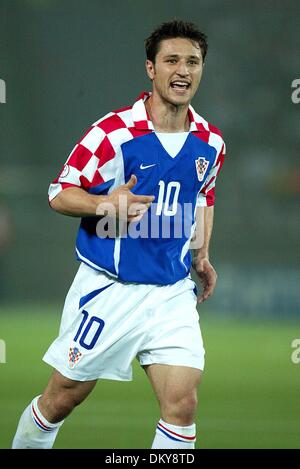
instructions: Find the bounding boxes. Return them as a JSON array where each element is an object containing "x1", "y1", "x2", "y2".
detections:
[{"x1": 98, "y1": 174, "x2": 155, "y2": 222}]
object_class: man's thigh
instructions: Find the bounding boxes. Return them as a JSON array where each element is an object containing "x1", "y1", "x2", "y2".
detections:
[
  {"x1": 137, "y1": 276, "x2": 205, "y2": 371},
  {"x1": 43, "y1": 265, "x2": 157, "y2": 381}
]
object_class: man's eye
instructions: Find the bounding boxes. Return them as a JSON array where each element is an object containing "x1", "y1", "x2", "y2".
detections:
[{"x1": 167, "y1": 59, "x2": 177, "y2": 64}]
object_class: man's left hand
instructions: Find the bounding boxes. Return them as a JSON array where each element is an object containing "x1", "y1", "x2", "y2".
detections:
[{"x1": 193, "y1": 257, "x2": 217, "y2": 303}]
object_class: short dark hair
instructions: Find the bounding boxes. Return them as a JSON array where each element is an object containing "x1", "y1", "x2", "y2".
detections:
[{"x1": 145, "y1": 20, "x2": 208, "y2": 63}]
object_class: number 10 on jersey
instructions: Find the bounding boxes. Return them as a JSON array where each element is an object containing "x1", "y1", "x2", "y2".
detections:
[{"x1": 156, "y1": 180, "x2": 181, "y2": 216}]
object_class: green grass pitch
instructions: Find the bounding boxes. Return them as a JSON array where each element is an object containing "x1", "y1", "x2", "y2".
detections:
[{"x1": 0, "y1": 304, "x2": 299, "y2": 448}]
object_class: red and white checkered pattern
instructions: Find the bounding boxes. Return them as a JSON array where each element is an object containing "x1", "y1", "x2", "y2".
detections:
[
  {"x1": 68, "y1": 346, "x2": 82, "y2": 369},
  {"x1": 48, "y1": 91, "x2": 225, "y2": 207}
]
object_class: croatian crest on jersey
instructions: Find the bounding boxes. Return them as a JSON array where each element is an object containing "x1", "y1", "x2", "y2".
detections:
[
  {"x1": 195, "y1": 157, "x2": 209, "y2": 182},
  {"x1": 68, "y1": 346, "x2": 82, "y2": 369}
]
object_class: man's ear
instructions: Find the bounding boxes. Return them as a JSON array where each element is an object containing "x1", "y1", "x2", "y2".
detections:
[{"x1": 146, "y1": 59, "x2": 155, "y2": 80}]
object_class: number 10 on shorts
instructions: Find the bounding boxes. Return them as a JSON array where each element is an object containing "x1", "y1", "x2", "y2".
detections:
[{"x1": 73, "y1": 310, "x2": 105, "y2": 350}]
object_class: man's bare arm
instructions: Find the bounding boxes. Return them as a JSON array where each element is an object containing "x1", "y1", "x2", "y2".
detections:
[
  {"x1": 50, "y1": 175, "x2": 155, "y2": 222},
  {"x1": 192, "y1": 206, "x2": 218, "y2": 303},
  {"x1": 193, "y1": 206, "x2": 214, "y2": 261},
  {"x1": 50, "y1": 187, "x2": 104, "y2": 217}
]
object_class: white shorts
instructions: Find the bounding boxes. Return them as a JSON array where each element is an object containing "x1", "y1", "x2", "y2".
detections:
[{"x1": 43, "y1": 263, "x2": 205, "y2": 381}]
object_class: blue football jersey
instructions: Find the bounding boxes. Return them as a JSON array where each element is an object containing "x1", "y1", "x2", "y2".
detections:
[{"x1": 49, "y1": 92, "x2": 226, "y2": 285}]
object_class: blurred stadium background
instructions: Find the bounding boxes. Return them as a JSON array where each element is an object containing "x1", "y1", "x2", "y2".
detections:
[{"x1": 0, "y1": 0, "x2": 299, "y2": 448}]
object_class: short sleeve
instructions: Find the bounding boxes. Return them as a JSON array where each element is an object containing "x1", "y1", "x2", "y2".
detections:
[
  {"x1": 196, "y1": 141, "x2": 226, "y2": 207},
  {"x1": 48, "y1": 125, "x2": 106, "y2": 202}
]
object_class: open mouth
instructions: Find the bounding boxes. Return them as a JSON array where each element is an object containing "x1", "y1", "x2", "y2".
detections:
[{"x1": 170, "y1": 81, "x2": 191, "y2": 90}]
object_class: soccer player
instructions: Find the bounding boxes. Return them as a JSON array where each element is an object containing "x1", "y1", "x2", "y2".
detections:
[{"x1": 12, "y1": 20, "x2": 226, "y2": 449}]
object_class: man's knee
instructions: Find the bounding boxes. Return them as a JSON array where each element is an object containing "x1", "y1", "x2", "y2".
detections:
[
  {"x1": 162, "y1": 390, "x2": 198, "y2": 425},
  {"x1": 38, "y1": 371, "x2": 97, "y2": 423},
  {"x1": 40, "y1": 391, "x2": 80, "y2": 422}
]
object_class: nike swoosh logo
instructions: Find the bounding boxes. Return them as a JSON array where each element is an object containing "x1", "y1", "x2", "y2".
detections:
[{"x1": 140, "y1": 163, "x2": 157, "y2": 170}]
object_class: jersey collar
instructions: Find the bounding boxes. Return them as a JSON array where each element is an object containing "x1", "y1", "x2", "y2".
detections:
[{"x1": 132, "y1": 91, "x2": 208, "y2": 132}]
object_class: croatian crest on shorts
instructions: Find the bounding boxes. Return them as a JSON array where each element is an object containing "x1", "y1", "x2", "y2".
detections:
[
  {"x1": 195, "y1": 157, "x2": 209, "y2": 182},
  {"x1": 68, "y1": 346, "x2": 82, "y2": 369}
]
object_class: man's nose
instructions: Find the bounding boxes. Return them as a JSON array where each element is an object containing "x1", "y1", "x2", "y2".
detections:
[{"x1": 176, "y1": 61, "x2": 189, "y2": 76}]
